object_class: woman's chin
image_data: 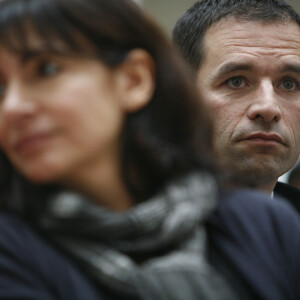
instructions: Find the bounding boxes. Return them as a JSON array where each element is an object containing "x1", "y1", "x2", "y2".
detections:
[{"x1": 17, "y1": 165, "x2": 62, "y2": 185}]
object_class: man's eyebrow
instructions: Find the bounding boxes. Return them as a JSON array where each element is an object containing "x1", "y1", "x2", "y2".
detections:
[
  {"x1": 217, "y1": 62, "x2": 253, "y2": 75},
  {"x1": 213, "y1": 62, "x2": 254, "y2": 81},
  {"x1": 280, "y1": 64, "x2": 300, "y2": 75}
]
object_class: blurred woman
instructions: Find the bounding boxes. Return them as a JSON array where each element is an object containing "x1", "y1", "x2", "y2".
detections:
[
  {"x1": 0, "y1": 0, "x2": 235, "y2": 299},
  {"x1": 0, "y1": 0, "x2": 299, "y2": 300}
]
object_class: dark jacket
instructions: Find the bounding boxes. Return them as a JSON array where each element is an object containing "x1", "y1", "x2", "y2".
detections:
[
  {"x1": 274, "y1": 181, "x2": 300, "y2": 215},
  {"x1": 207, "y1": 188, "x2": 300, "y2": 300},
  {"x1": 1, "y1": 188, "x2": 300, "y2": 299},
  {"x1": 0, "y1": 213, "x2": 106, "y2": 300}
]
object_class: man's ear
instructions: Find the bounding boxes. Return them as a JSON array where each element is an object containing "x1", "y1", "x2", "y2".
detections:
[{"x1": 115, "y1": 49, "x2": 155, "y2": 113}]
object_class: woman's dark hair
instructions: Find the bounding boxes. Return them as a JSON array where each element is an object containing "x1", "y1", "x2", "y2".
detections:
[{"x1": 0, "y1": 0, "x2": 214, "y2": 203}]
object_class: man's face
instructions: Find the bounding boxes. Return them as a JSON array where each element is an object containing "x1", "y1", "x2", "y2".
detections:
[{"x1": 197, "y1": 19, "x2": 300, "y2": 190}]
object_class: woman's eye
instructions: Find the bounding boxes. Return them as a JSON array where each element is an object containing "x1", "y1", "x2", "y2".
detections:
[
  {"x1": 38, "y1": 61, "x2": 60, "y2": 77},
  {"x1": 226, "y1": 76, "x2": 246, "y2": 88},
  {"x1": 280, "y1": 79, "x2": 298, "y2": 91}
]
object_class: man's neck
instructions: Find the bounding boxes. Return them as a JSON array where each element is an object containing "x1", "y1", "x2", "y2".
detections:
[{"x1": 257, "y1": 180, "x2": 278, "y2": 195}]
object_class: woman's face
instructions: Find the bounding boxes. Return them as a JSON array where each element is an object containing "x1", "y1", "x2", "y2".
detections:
[{"x1": 0, "y1": 48, "x2": 127, "y2": 184}]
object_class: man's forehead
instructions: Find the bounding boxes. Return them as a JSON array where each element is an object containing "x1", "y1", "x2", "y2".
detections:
[
  {"x1": 211, "y1": 60, "x2": 300, "y2": 80},
  {"x1": 205, "y1": 16, "x2": 300, "y2": 37},
  {"x1": 201, "y1": 18, "x2": 300, "y2": 68}
]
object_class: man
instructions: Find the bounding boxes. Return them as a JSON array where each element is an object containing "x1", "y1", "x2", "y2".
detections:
[
  {"x1": 173, "y1": 0, "x2": 300, "y2": 213},
  {"x1": 173, "y1": 3, "x2": 300, "y2": 299}
]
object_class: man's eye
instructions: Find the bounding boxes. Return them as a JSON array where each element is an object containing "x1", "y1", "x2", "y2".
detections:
[
  {"x1": 38, "y1": 61, "x2": 60, "y2": 77},
  {"x1": 226, "y1": 76, "x2": 246, "y2": 88},
  {"x1": 280, "y1": 79, "x2": 298, "y2": 91}
]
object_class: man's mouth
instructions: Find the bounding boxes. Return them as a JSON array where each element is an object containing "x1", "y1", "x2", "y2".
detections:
[{"x1": 240, "y1": 133, "x2": 285, "y2": 145}]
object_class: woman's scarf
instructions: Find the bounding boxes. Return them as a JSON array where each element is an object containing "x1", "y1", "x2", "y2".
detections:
[{"x1": 16, "y1": 173, "x2": 237, "y2": 299}]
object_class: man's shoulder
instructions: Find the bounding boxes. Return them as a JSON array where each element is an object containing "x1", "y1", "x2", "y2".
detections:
[
  {"x1": 210, "y1": 188, "x2": 300, "y2": 244},
  {"x1": 216, "y1": 188, "x2": 296, "y2": 218},
  {"x1": 207, "y1": 188, "x2": 300, "y2": 300},
  {"x1": 274, "y1": 181, "x2": 300, "y2": 214}
]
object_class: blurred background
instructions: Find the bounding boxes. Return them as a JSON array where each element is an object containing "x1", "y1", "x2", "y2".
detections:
[{"x1": 136, "y1": 0, "x2": 300, "y2": 36}]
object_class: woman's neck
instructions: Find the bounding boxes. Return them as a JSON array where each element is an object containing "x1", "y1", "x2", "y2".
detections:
[{"x1": 58, "y1": 157, "x2": 134, "y2": 212}]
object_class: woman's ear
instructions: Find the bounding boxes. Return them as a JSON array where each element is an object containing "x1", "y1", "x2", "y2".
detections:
[{"x1": 115, "y1": 49, "x2": 155, "y2": 113}]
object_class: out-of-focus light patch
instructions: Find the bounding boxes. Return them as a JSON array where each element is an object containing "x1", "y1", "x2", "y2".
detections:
[
  {"x1": 132, "y1": 0, "x2": 143, "y2": 6},
  {"x1": 278, "y1": 173, "x2": 289, "y2": 183}
]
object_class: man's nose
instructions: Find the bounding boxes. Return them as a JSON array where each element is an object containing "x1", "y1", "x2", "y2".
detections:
[
  {"x1": 247, "y1": 80, "x2": 281, "y2": 123},
  {"x1": 0, "y1": 83, "x2": 37, "y2": 128}
]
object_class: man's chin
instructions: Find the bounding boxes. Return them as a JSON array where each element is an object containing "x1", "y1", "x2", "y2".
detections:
[{"x1": 227, "y1": 160, "x2": 281, "y2": 184}]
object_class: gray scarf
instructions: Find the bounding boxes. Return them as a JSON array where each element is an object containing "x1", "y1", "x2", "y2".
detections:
[{"x1": 22, "y1": 173, "x2": 237, "y2": 299}]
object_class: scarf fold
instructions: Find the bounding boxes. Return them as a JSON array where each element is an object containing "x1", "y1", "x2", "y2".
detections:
[{"x1": 25, "y1": 173, "x2": 237, "y2": 299}]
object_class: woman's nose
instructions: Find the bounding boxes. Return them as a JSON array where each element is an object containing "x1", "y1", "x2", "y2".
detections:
[{"x1": 0, "y1": 82, "x2": 38, "y2": 128}]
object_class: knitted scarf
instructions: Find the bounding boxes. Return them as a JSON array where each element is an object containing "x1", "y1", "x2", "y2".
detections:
[{"x1": 14, "y1": 173, "x2": 238, "y2": 299}]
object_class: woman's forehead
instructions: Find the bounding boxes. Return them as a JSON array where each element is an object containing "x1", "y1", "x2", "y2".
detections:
[{"x1": 0, "y1": 27, "x2": 91, "y2": 59}]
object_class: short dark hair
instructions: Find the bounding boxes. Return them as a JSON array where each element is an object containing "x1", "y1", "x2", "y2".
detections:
[
  {"x1": 0, "y1": 0, "x2": 214, "y2": 206},
  {"x1": 173, "y1": 0, "x2": 300, "y2": 70}
]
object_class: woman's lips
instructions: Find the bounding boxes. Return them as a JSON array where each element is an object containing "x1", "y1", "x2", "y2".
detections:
[{"x1": 14, "y1": 132, "x2": 53, "y2": 156}]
